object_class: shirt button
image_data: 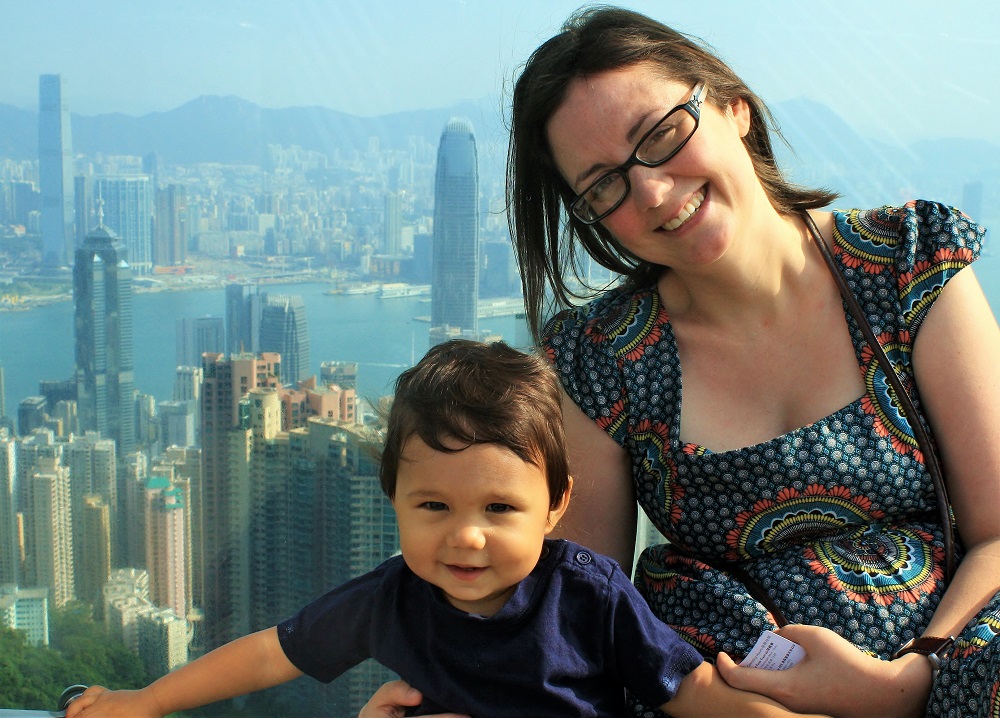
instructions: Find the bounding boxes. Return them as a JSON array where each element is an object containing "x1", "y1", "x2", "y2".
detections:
[{"x1": 575, "y1": 551, "x2": 592, "y2": 565}]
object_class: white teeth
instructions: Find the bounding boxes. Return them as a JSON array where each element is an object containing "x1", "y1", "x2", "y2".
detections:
[{"x1": 662, "y1": 190, "x2": 705, "y2": 231}]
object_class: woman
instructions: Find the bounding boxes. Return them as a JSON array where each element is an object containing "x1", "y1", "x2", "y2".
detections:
[{"x1": 364, "y1": 7, "x2": 1000, "y2": 717}]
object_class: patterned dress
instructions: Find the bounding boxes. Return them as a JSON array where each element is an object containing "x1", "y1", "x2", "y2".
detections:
[{"x1": 543, "y1": 202, "x2": 1000, "y2": 717}]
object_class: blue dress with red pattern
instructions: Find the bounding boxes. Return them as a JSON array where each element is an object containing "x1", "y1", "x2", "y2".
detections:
[{"x1": 543, "y1": 202, "x2": 1000, "y2": 716}]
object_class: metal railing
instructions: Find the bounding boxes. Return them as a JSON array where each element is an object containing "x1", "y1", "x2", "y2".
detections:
[{"x1": 0, "y1": 686, "x2": 87, "y2": 718}]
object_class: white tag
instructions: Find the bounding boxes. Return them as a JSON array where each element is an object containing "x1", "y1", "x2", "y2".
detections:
[{"x1": 739, "y1": 630, "x2": 806, "y2": 670}]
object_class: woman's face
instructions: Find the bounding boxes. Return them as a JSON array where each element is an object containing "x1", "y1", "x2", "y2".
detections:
[{"x1": 546, "y1": 62, "x2": 757, "y2": 271}]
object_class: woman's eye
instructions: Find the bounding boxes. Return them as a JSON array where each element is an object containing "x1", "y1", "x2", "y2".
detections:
[
  {"x1": 487, "y1": 503, "x2": 514, "y2": 513},
  {"x1": 587, "y1": 174, "x2": 617, "y2": 201},
  {"x1": 644, "y1": 125, "x2": 677, "y2": 152}
]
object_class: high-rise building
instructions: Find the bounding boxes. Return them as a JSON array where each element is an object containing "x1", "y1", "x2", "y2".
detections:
[
  {"x1": 78, "y1": 495, "x2": 111, "y2": 616},
  {"x1": 154, "y1": 184, "x2": 188, "y2": 267},
  {"x1": 319, "y1": 361, "x2": 358, "y2": 391},
  {"x1": 27, "y1": 455, "x2": 74, "y2": 607},
  {"x1": 199, "y1": 352, "x2": 280, "y2": 649},
  {"x1": 173, "y1": 366, "x2": 203, "y2": 403},
  {"x1": 225, "y1": 284, "x2": 264, "y2": 355},
  {"x1": 74, "y1": 174, "x2": 92, "y2": 250},
  {"x1": 430, "y1": 118, "x2": 480, "y2": 344},
  {"x1": 0, "y1": 430, "x2": 17, "y2": 586},
  {"x1": 383, "y1": 191, "x2": 402, "y2": 255},
  {"x1": 176, "y1": 316, "x2": 225, "y2": 367},
  {"x1": 64, "y1": 432, "x2": 116, "y2": 582},
  {"x1": 73, "y1": 222, "x2": 136, "y2": 457},
  {"x1": 18, "y1": 396, "x2": 47, "y2": 436},
  {"x1": 144, "y1": 474, "x2": 187, "y2": 622},
  {"x1": 95, "y1": 176, "x2": 153, "y2": 276},
  {"x1": 158, "y1": 400, "x2": 197, "y2": 449},
  {"x1": 260, "y1": 295, "x2": 310, "y2": 386},
  {"x1": 38, "y1": 74, "x2": 74, "y2": 267},
  {"x1": 0, "y1": 586, "x2": 49, "y2": 647}
]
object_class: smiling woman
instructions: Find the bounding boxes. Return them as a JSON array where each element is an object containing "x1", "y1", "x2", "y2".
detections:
[{"x1": 1, "y1": 2, "x2": 998, "y2": 718}]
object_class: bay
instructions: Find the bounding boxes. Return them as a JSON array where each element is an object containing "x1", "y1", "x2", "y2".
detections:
[
  {"x1": 3, "y1": 251, "x2": 1000, "y2": 418},
  {"x1": 0, "y1": 282, "x2": 529, "y2": 414}
]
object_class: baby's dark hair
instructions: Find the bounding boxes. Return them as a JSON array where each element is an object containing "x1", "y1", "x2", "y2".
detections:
[{"x1": 380, "y1": 339, "x2": 569, "y2": 508}]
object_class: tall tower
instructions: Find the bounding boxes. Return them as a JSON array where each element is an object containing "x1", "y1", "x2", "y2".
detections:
[
  {"x1": 0, "y1": 429, "x2": 18, "y2": 586},
  {"x1": 28, "y1": 455, "x2": 74, "y2": 607},
  {"x1": 95, "y1": 176, "x2": 153, "y2": 276},
  {"x1": 144, "y1": 474, "x2": 187, "y2": 622},
  {"x1": 78, "y1": 495, "x2": 111, "y2": 616},
  {"x1": 154, "y1": 184, "x2": 188, "y2": 267},
  {"x1": 430, "y1": 118, "x2": 479, "y2": 344},
  {"x1": 260, "y1": 295, "x2": 310, "y2": 386},
  {"x1": 73, "y1": 221, "x2": 136, "y2": 457},
  {"x1": 38, "y1": 74, "x2": 75, "y2": 267},
  {"x1": 199, "y1": 352, "x2": 279, "y2": 649},
  {"x1": 225, "y1": 284, "x2": 263, "y2": 355},
  {"x1": 383, "y1": 191, "x2": 402, "y2": 255}
]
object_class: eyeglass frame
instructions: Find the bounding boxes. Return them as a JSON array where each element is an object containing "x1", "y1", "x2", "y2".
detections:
[{"x1": 569, "y1": 82, "x2": 708, "y2": 225}]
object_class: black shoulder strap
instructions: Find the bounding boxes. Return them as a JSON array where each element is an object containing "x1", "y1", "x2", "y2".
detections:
[{"x1": 803, "y1": 211, "x2": 955, "y2": 583}]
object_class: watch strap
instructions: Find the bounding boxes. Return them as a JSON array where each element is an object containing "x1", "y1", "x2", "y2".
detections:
[{"x1": 892, "y1": 635, "x2": 955, "y2": 659}]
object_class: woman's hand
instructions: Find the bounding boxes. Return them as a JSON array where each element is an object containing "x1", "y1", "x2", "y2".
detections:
[
  {"x1": 357, "y1": 680, "x2": 470, "y2": 718},
  {"x1": 716, "y1": 624, "x2": 931, "y2": 718}
]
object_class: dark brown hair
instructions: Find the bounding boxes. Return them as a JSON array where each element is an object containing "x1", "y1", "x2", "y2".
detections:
[
  {"x1": 508, "y1": 5, "x2": 839, "y2": 341},
  {"x1": 379, "y1": 339, "x2": 570, "y2": 508}
]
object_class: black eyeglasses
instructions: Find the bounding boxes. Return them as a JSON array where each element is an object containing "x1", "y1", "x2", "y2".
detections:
[{"x1": 570, "y1": 83, "x2": 707, "y2": 225}]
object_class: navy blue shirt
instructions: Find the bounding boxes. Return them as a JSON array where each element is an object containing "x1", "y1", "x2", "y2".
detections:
[{"x1": 277, "y1": 539, "x2": 703, "y2": 717}]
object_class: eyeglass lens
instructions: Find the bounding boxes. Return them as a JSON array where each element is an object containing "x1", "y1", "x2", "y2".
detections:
[{"x1": 573, "y1": 106, "x2": 698, "y2": 223}]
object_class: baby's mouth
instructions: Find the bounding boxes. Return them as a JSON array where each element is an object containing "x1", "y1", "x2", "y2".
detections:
[{"x1": 662, "y1": 188, "x2": 705, "y2": 231}]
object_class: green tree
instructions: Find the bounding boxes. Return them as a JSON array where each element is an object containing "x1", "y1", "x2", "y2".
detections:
[{"x1": 0, "y1": 602, "x2": 153, "y2": 711}]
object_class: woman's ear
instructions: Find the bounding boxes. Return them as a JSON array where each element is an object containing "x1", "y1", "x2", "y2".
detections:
[
  {"x1": 545, "y1": 475, "x2": 573, "y2": 532},
  {"x1": 729, "y1": 96, "x2": 751, "y2": 138}
]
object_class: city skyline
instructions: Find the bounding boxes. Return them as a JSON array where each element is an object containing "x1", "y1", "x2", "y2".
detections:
[{"x1": 2, "y1": 1, "x2": 998, "y2": 148}]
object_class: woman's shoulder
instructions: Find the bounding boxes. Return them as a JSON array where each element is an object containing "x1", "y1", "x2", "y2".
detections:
[
  {"x1": 832, "y1": 201, "x2": 985, "y2": 272},
  {"x1": 542, "y1": 281, "x2": 658, "y2": 344}
]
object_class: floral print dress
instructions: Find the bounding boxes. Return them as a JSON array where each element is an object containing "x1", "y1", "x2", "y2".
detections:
[{"x1": 543, "y1": 202, "x2": 1000, "y2": 716}]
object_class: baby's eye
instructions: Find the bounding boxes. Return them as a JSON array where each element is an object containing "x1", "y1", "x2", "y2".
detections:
[
  {"x1": 486, "y1": 503, "x2": 514, "y2": 513},
  {"x1": 420, "y1": 501, "x2": 447, "y2": 511}
]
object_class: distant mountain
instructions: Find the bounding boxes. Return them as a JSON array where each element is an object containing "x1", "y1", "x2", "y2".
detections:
[
  {"x1": 1, "y1": 94, "x2": 996, "y2": 220},
  {"x1": 0, "y1": 95, "x2": 499, "y2": 166}
]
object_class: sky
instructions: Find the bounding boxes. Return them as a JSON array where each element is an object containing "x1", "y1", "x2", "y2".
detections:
[{"x1": 2, "y1": 0, "x2": 999, "y2": 146}]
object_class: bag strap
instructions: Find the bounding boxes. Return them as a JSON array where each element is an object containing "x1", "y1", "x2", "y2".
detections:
[{"x1": 802, "y1": 211, "x2": 956, "y2": 582}]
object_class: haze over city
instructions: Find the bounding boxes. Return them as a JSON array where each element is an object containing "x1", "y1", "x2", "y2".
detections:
[{"x1": 3, "y1": 0, "x2": 998, "y2": 145}]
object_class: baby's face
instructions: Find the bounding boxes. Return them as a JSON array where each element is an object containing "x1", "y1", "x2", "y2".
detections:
[{"x1": 393, "y1": 437, "x2": 569, "y2": 617}]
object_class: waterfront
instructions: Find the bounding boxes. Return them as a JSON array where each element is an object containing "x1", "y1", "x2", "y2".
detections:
[
  {"x1": 0, "y1": 282, "x2": 531, "y2": 415},
  {"x1": 3, "y1": 250, "x2": 1000, "y2": 419}
]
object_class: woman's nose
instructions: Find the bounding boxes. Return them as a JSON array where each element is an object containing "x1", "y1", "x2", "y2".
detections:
[
  {"x1": 629, "y1": 165, "x2": 672, "y2": 210},
  {"x1": 448, "y1": 523, "x2": 487, "y2": 550}
]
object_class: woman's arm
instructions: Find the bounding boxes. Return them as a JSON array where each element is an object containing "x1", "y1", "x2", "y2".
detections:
[
  {"x1": 65, "y1": 627, "x2": 303, "y2": 718},
  {"x1": 553, "y1": 389, "x2": 638, "y2": 570},
  {"x1": 910, "y1": 267, "x2": 1000, "y2": 636},
  {"x1": 664, "y1": 662, "x2": 832, "y2": 718},
  {"x1": 718, "y1": 267, "x2": 1000, "y2": 718}
]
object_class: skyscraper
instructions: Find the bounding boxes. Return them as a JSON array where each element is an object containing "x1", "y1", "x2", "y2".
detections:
[
  {"x1": 383, "y1": 191, "x2": 402, "y2": 255},
  {"x1": 38, "y1": 74, "x2": 75, "y2": 267},
  {"x1": 225, "y1": 284, "x2": 263, "y2": 355},
  {"x1": 430, "y1": 118, "x2": 479, "y2": 343},
  {"x1": 154, "y1": 184, "x2": 188, "y2": 267},
  {"x1": 73, "y1": 221, "x2": 136, "y2": 457},
  {"x1": 176, "y1": 316, "x2": 225, "y2": 367},
  {"x1": 260, "y1": 295, "x2": 310, "y2": 386},
  {"x1": 0, "y1": 430, "x2": 17, "y2": 586},
  {"x1": 95, "y1": 176, "x2": 153, "y2": 275},
  {"x1": 199, "y1": 352, "x2": 280, "y2": 649}
]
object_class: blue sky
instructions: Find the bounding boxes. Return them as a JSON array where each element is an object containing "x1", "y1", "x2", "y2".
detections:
[{"x1": 3, "y1": 0, "x2": 998, "y2": 145}]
